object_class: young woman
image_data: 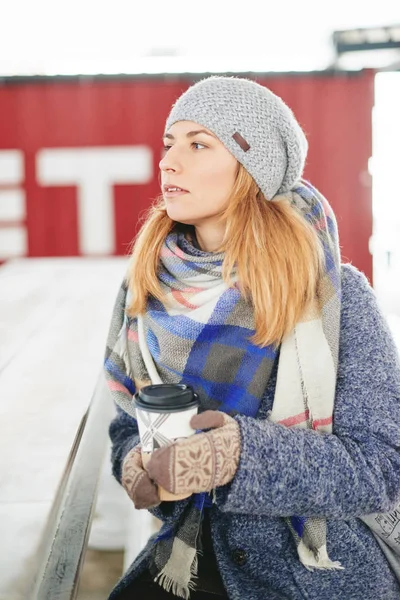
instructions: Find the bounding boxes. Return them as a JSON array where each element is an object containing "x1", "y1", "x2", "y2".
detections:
[{"x1": 104, "y1": 76, "x2": 400, "y2": 599}]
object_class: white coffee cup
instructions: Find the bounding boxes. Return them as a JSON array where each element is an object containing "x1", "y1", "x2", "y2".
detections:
[{"x1": 134, "y1": 383, "x2": 199, "y2": 501}]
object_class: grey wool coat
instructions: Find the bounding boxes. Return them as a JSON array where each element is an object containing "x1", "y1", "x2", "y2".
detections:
[{"x1": 107, "y1": 264, "x2": 400, "y2": 600}]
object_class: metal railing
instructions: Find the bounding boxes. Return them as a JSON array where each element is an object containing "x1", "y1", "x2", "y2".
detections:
[{"x1": 28, "y1": 372, "x2": 114, "y2": 600}]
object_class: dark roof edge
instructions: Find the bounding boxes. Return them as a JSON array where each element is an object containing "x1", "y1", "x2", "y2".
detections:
[{"x1": 0, "y1": 68, "x2": 376, "y2": 86}]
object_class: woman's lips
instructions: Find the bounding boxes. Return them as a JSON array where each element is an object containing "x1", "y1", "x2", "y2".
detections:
[{"x1": 163, "y1": 187, "x2": 189, "y2": 198}]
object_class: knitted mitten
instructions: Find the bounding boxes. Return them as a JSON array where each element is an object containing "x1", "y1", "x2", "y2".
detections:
[
  {"x1": 122, "y1": 445, "x2": 160, "y2": 509},
  {"x1": 146, "y1": 411, "x2": 241, "y2": 496}
]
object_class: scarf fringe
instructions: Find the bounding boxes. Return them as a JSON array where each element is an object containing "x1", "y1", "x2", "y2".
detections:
[
  {"x1": 298, "y1": 540, "x2": 344, "y2": 571},
  {"x1": 154, "y1": 549, "x2": 199, "y2": 599},
  {"x1": 155, "y1": 572, "x2": 190, "y2": 599}
]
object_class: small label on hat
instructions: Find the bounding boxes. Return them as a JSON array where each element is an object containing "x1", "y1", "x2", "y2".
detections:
[{"x1": 232, "y1": 132, "x2": 250, "y2": 152}]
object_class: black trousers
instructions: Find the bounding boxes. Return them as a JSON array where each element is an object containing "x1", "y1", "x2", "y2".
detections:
[{"x1": 117, "y1": 570, "x2": 228, "y2": 599}]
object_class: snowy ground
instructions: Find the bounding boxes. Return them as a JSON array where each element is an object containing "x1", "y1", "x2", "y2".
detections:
[{"x1": 0, "y1": 258, "x2": 129, "y2": 599}]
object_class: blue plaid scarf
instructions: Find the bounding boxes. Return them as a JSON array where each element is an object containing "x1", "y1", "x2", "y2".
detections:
[{"x1": 104, "y1": 179, "x2": 342, "y2": 597}]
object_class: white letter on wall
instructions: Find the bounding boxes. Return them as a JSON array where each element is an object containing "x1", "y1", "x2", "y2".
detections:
[
  {"x1": 0, "y1": 150, "x2": 26, "y2": 259},
  {"x1": 36, "y1": 147, "x2": 153, "y2": 255}
]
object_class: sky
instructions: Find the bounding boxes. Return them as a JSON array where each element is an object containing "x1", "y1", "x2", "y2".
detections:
[{"x1": 0, "y1": 0, "x2": 399, "y2": 75}]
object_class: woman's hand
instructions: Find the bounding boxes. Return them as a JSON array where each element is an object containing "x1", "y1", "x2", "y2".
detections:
[
  {"x1": 122, "y1": 445, "x2": 160, "y2": 509},
  {"x1": 146, "y1": 410, "x2": 241, "y2": 496}
]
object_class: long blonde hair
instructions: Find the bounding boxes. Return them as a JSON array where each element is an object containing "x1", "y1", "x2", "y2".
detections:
[{"x1": 126, "y1": 164, "x2": 324, "y2": 347}]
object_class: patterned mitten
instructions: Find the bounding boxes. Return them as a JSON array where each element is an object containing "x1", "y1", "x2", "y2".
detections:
[
  {"x1": 121, "y1": 445, "x2": 161, "y2": 509},
  {"x1": 146, "y1": 410, "x2": 241, "y2": 496}
]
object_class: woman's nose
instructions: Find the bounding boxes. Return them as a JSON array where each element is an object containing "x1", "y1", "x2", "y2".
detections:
[{"x1": 159, "y1": 147, "x2": 182, "y2": 173}]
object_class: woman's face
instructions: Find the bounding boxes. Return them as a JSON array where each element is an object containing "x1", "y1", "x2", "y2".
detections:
[{"x1": 159, "y1": 120, "x2": 238, "y2": 226}]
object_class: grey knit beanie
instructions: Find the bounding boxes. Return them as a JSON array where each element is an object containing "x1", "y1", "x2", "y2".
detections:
[{"x1": 165, "y1": 76, "x2": 308, "y2": 201}]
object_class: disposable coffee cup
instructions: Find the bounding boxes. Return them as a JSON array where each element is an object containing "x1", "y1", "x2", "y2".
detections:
[{"x1": 134, "y1": 383, "x2": 199, "y2": 501}]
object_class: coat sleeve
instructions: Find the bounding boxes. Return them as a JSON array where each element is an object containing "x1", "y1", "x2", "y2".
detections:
[
  {"x1": 109, "y1": 404, "x2": 191, "y2": 523},
  {"x1": 216, "y1": 264, "x2": 400, "y2": 518}
]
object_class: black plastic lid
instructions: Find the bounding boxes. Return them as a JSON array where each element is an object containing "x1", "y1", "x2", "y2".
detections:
[{"x1": 134, "y1": 383, "x2": 199, "y2": 413}]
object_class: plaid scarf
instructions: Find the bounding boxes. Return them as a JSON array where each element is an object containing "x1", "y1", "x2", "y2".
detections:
[{"x1": 104, "y1": 179, "x2": 342, "y2": 598}]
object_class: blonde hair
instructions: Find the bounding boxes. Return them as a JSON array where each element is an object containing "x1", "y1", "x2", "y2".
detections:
[{"x1": 126, "y1": 164, "x2": 324, "y2": 347}]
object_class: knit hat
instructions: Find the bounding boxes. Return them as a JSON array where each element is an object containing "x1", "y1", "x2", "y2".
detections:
[{"x1": 165, "y1": 76, "x2": 308, "y2": 201}]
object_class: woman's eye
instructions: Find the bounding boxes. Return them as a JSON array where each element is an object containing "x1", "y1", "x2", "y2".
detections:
[{"x1": 162, "y1": 142, "x2": 206, "y2": 153}]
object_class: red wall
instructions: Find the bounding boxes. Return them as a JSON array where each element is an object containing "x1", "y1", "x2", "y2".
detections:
[{"x1": 0, "y1": 71, "x2": 375, "y2": 280}]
